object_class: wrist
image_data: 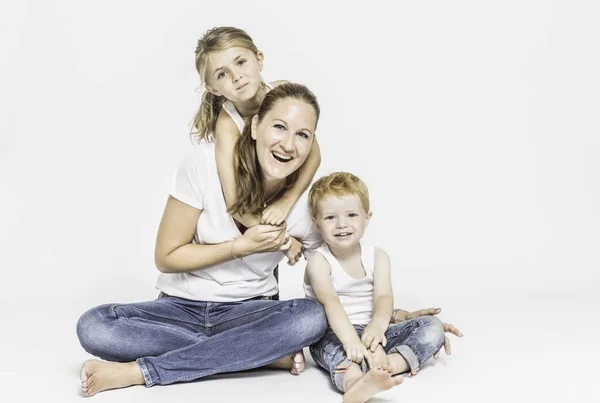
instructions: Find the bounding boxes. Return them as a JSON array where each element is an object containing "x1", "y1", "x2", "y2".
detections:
[{"x1": 231, "y1": 237, "x2": 251, "y2": 259}]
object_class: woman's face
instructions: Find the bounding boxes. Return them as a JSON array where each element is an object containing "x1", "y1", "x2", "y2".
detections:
[{"x1": 252, "y1": 97, "x2": 317, "y2": 182}]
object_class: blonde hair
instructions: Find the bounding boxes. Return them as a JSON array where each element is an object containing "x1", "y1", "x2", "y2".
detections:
[
  {"x1": 191, "y1": 26, "x2": 262, "y2": 143},
  {"x1": 309, "y1": 172, "x2": 370, "y2": 220},
  {"x1": 230, "y1": 83, "x2": 321, "y2": 216}
]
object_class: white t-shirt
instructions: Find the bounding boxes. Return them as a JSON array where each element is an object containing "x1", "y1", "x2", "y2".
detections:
[{"x1": 155, "y1": 143, "x2": 323, "y2": 302}]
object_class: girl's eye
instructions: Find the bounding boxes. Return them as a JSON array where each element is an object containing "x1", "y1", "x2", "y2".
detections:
[
  {"x1": 296, "y1": 132, "x2": 310, "y2": 139},
  {"x1": 217, "y1": 71, "x2": 226, "y2": 79},
  {"x1": 274, "y1": 124, "x2": 285, "y2": 130},
  {"x1": 237, "y1": 59, "x2": 247, "y2": 66}
]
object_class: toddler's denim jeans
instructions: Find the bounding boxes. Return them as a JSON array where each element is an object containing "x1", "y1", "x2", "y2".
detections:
[
  {"x1": 77, "y1": 295, "x2": 327, "y2": 386},
  {"x1": 309, "y1": 316, "x2": 445, "y2": 391}
]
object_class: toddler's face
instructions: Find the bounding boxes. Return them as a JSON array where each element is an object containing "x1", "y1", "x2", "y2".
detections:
[{"x1": 314, "y1": 194, "x2": 371, "y2": 249}]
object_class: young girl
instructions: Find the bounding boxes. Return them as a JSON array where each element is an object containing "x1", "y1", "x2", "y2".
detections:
[
  {"x1": 305, "y1": 172, "x2": 448, "y2": 403},
  {"x1": 192, "y1": 27, "x2": 321, "y2": 266}
]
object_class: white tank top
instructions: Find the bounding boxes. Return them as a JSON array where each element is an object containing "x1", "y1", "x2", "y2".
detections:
[
  {"x1": 304, "y1": 243, "x2": 375, "y2": 325},
  {"x1": 221, "y1": 82, "x2": 273, "y2": 134}
]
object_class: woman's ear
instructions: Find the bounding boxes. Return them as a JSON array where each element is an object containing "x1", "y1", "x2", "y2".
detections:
[
  {"x1": 256, "y1": 51, "x2": 264, "y2": 72},
  {"x1": 251, "y1": 115, "x2": 259, "y2": 140}
]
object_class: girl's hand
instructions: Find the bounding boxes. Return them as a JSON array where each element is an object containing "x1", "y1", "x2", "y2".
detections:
[
  {"x1": 361, "y1": 323, "x2": 388, "y2": 352},
  {"x1": 235, "y1": 223, "x2": 288, "y2": 255},
  {"x1": 284, "y1": 237, "x2": 304, "y2": 266},
  {"x1": 261, "y1": 197, "x2": 294, "y2": 226},
  {"x1": 344, "y1": 341, "x2": 369, "y2": 365}
]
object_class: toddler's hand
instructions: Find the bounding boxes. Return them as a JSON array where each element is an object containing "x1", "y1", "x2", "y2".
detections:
[{"x1": 344, "y1": 341, "x2": 368, "y2": 365}]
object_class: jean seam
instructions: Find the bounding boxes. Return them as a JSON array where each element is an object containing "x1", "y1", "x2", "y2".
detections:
[
  {"x1": 111, "y1": 303, "x2": 203, "y2": 329},
  {"x1": 207, "y1": 300, "x2": 292, "y2": 331}
]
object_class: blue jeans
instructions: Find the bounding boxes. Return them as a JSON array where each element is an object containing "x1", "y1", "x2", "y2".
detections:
[
  {"x1": 76, "y1": 295, "x2": 327, "y2": 386},
  {"x1": 309, "y1": 316, "x2": 445, "y2": 391}
]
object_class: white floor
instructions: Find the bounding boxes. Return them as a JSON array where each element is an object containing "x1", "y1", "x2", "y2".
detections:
[{"x1": 1, "y1": 288, "x2": 597, "y2": 403}]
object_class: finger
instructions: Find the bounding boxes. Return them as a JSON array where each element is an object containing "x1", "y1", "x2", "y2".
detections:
[
  {"x1": 443, "y1": 323, "x2": 463, "y2": 337},
  {"x1": 444, "y1": 335, "x2": 451, "y2": 355},
  {"x1": 273, "y1": 215, "x2": 284, "y2": 226},
  {"x1": 434, "y1": 350, "x2": 440, "y2": 360},
  {"x1": 364, "y1": 333, "x2": 374, "y2": 348},
  {"x1": 370, "y1": 337, "x2": 381, "y2": 352}
]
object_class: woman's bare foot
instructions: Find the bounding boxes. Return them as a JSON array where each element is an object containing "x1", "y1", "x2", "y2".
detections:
[
  {"x1": 343, "y1": 365, "x2": 403, "y2": 403},
  {"x1": 266, "y1": 351, "x2": 306, "y2": 375},
  {"x1": 80, "y1": 359, "x2": 145, "y2": 397}
]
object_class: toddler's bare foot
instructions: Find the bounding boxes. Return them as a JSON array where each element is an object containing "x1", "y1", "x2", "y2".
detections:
[
  {"x1": 266, "y1": 351, "x2": 306, "y2": 375},
  {"x1": 343, "y1": 365, "x2": 404, "y2": 403},
  {"x1": 80, "y1": 359, "x2": 144, "y2": 397}
]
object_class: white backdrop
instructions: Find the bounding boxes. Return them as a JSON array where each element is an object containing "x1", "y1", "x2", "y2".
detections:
[{"x1": 0, "y1": 1, "x2": 599, "y2": 401}]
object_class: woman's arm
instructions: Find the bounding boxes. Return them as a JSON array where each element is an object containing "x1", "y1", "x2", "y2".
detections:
[
  {"x1": 306, "y1": 252, "x2": 367, "y2": 363},
  {"x1": 214, "y1": 111, "x2": 262, "y2": 228},
  {"x1": 155, "y1": 196, "x2": 288, "y2": 273},
  {"x1": 262, "y1": 138, "x2": 321, "y2": 225}
]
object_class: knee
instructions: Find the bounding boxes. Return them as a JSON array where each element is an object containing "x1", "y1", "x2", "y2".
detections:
[
  {"x1": 291, "y1": 299, "x2": 328, "y2": 341},
  {"x1": 418, "y1": 315, "x2": 445, "y2": 350},
  {"x1": 76, "y1": 304, "x2": 114, "y2": 356}
]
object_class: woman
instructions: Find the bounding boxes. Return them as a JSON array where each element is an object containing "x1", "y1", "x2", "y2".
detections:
[{"x1": 76, "y1": 83, "x2": 327, "y2": 396}]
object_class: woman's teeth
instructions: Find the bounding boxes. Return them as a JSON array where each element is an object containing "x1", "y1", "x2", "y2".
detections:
[{"x1": 272, "y1": 152, "x2": 292, "y2": 163}]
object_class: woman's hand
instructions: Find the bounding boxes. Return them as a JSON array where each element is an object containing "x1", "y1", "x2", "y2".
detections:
[
  {"x1": 261, "y1": 197, "x2": 294, "y2": 226},
  {"x1": 361, "y1": 322, "x2": 388, "y2": 352},
  {"x1": 234, "y1": 223, "x2": 288, "y2": 256},
  {"x1": 344, "y1": 341, "x2": 369, "y2": 365},
  {"x1": 284, "y1": 237, "x2": 304, "y2": 266},
  {"x1": 391, "y1": 308, "x2": 463, "y2": 359}
]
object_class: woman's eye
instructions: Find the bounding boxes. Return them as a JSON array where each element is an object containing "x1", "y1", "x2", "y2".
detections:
[
  {"x1": 237, "y1": 59, "x2": 246, "y2": 66},
  {"x1": 297, "y1": 132, "x2": 309, "y2": 139},
  {"x1": 274, "y1": 124, "x2": 285, "y2": 130}
]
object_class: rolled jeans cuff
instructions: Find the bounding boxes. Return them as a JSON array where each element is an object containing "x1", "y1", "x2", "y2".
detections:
[
  {"x1": 332, "y1": 357, "x2": 368, "y2": 392},
  {"x1": 136, "y1": 358, "x2": 154, "y2": 387},
  {"x1": 389, "y1": 344, "x2": 420, "y2": 374}
]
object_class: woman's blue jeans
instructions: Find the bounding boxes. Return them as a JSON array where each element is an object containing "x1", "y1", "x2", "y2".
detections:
[{"x1": 76, "y1": 295, "x2": 327, "y2": 386}]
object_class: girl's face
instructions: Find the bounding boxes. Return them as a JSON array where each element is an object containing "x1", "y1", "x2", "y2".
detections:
[
  {"x1": 206, "y1": 47, "x2": 263, "y2": 104},
  {"x1": 251, "y1": 97, "x2": 317, "y2": 183}
]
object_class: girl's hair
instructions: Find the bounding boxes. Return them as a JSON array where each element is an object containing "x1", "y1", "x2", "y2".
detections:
[
  {"x1": 191, "y1": 26, "x2": 261, "y2": 143},
  {"x1": 230, "y1": 83, "x2": 321, "y2": 216},
  {"x1": 308, "y1": 172, "x2": 370, "y2": 220}
]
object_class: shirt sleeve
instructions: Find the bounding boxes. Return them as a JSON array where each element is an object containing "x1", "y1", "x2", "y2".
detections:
[{"x1": 169, "y1": 148, "x2": 206, "y2": 210}]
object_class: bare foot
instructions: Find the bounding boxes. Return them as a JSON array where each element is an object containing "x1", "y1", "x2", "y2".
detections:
[
  {"x1": 80, "y1": 359, "x2": 145, "y2": 397},
  {"x1": 266, "y1": 351, "x2": 306, "y2": 375},
  {"x1": 343, "y1": 365, "x2": 404, "y2": 403}
]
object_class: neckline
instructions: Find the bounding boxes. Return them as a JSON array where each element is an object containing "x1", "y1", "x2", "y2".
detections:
[{"x1": 325, "y1": 243, "x2": 368, "y2": 281}]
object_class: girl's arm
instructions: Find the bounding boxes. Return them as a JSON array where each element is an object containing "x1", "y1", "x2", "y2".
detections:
[
  {"x1": 306, "y1": 252, "x2": 368, "y2": 364},
  {"x1": 361, "y1": 248, "x2": 394, "y2": 351},
  {"x1": 155, "y1": 196, "x2": 288, "y2": 273},
  {"x1": 262, "y1": 138, "x2": 321, "y2": 225},
  {"x1": 214, "y1": 110, "x2": 262, "y2": 228}
]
